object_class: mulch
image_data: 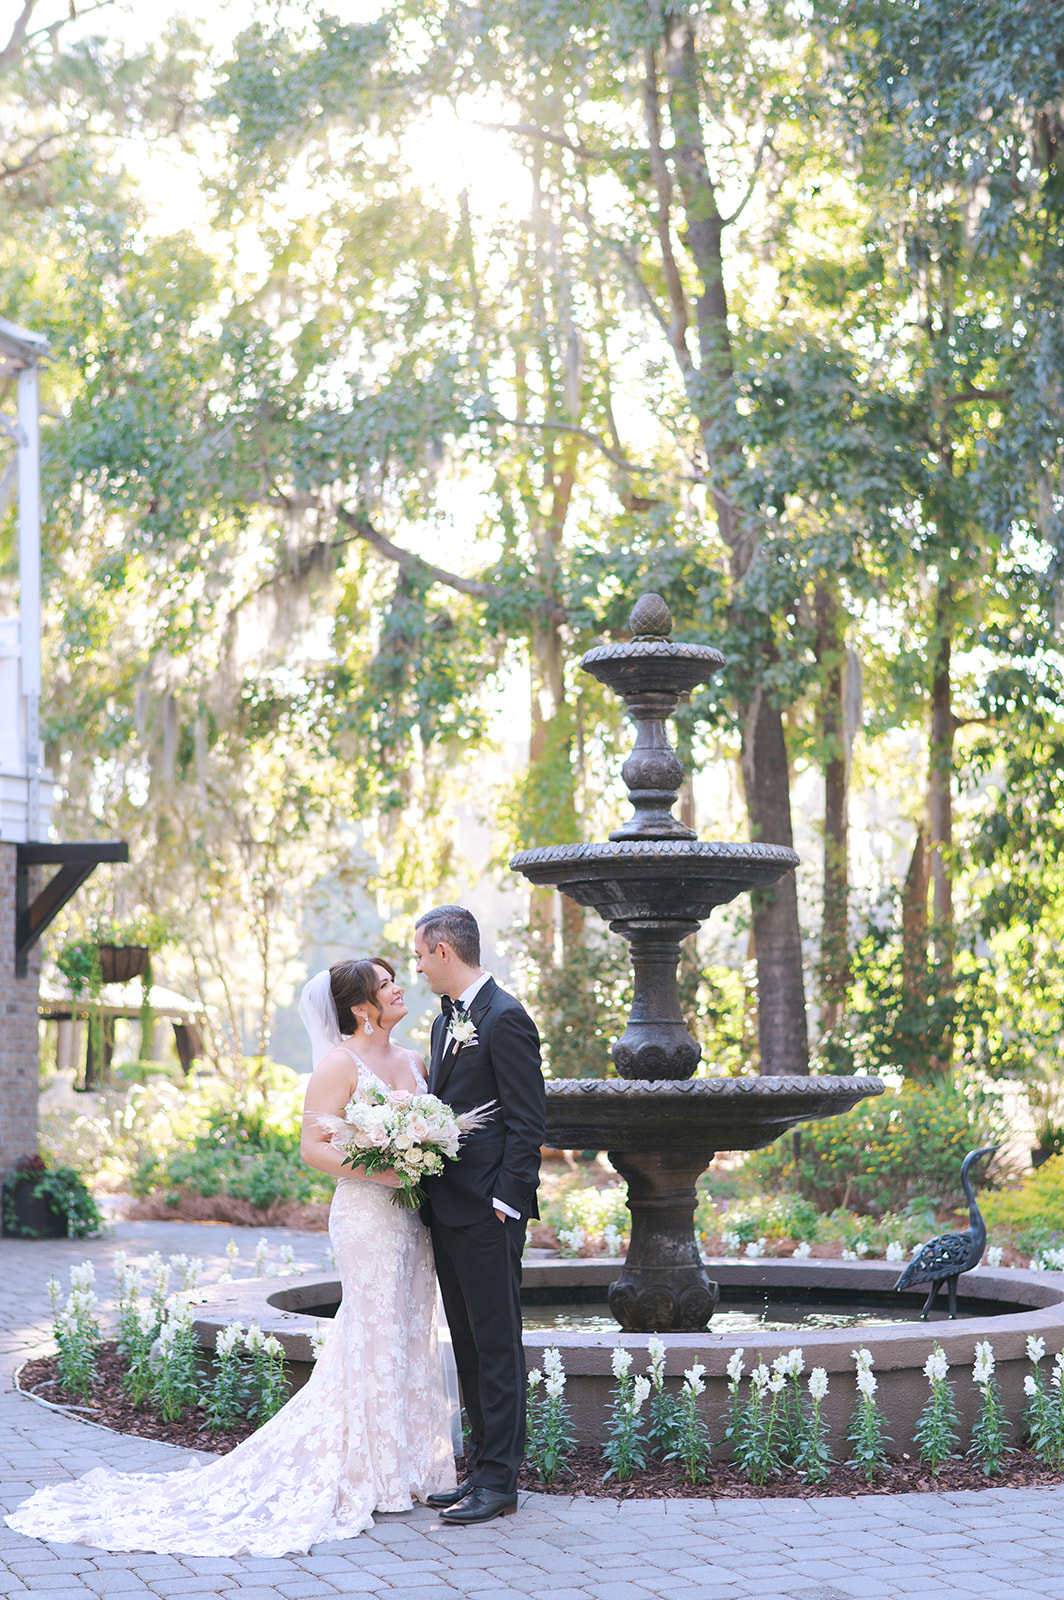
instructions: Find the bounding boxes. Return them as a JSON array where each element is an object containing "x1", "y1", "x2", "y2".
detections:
[
  {"x1": 19, "y1": 1346, "x2": 1064, "y2": 1498},
  {"x1": 18, "y1": 1344, "x2": 252, "y2": 1456},
  {"x1": 123, "y1": 1195, "x2": 332, "y2": 1231},
  {"x1": 517, "y1": 1445, "x2": 1064, "y2": 1499}
]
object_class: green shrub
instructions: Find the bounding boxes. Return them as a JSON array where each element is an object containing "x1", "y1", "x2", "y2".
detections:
[
  {"x1": 164, "y1": 1147, "x2": 232, "y2": 1197},
  {"x1": 712, "y1": 1193, "x2": 821, "y2": 1246},
  {"x1": 982, "y1": 1155, "x2": 1064, "y2": 1250},
  {"x1": 228, "y1": 1151, "x2": 314, "y2": 1209},
  {"x1": 748, "y1": 1081, "x2": 1007, "y2": 1216}
]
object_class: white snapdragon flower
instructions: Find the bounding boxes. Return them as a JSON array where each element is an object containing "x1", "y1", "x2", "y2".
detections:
[
  {"x1": 684, "y1": 1362, "x2": 706, "y2": 1397},
  {"x1": 767, "y1": 1372, "x2": 785, "y2": 1394},
  {"x1": 543, "y1": 1346, "x2": 564, "y2": 1381},
  {"x1": 985, "y1": 1245, "x2": 1003, "y2": 1268},
  {"x1": 851, "y1": 1347, "x2": 874, "y2": 1372},
  {"x1": 923, "y1": 1347, "x2": 948, "y2": 1384},
  {"x1": 972, "y1": 1340, "x2": 995, "y2": 1386},
  {"x1": 545, "y1": 1374, "x2": 566, "y2": 1401},
  {"x1": 808, "y1": 1367, "x2": 829, "y2": 1402},
  {"x1": 527, "y1": 1368, "x2": 543, "y2": 1391},
  {"x1": 244, "y1": 1322, "x2": 265, "y2": 1353},
  {"x1": 721, "y1": 1230, "x2": 741, "y2": 1257},
  {"x1": 726, "y1": 1349, "x2": 745, "y2": 1385},
  {"x1": 309, "y1": 1321, "x2": 330, "y2": 1361},
  {"x1": 792, "y1": 1241, "x2": 812, "y2": 1259},
  {"x1": 630, "y1": 1375, "x2": 651, "y2": 1412},
  {"x1": 611, "y1": 1346, "x2": 633, "y2": 1380},
  {"x1": 855, "y1": 1241, "x2": 869, "y2": 1258},
  {"x1": 855, "y1": 1366, "x2": 878, "y2": 1399},
  {"x1": 69, "y1": 1261, "x2": 95, "y2": 1292},
  {"x1": 264, "y1": 1335, "x2": 284, "y2": 1358},
  {"x1": 225, "y1": 1237, "x2": 240, "y2": 1263},
  {"x1": 885, "y1": 1241, "x2": 905, "y2": 1263},
  {"x1": 1027, "y1": 1335, "x2": 1046, "y2": 1364},
  {"x1": 744, "y1": 1237, "x2": 767, "y2": 1259},
  {"x1": 603, "y1": 1224, "x2": 624, "y2": 1257},
  {"x1": 647, "y1": 1335, "x2": 666, "y2": 1388},
  {"x1": 253, "y1": 1237, "x2": 270, "y2": 1275},
  {"x1": 751, "y1": 1362, "x2": 770, "y2": 1391},
  {"x1": 216, "y1": 1321, "x2": 243, "y2": 1357},
  {"x1": 1024, "y1": 1374, "x2": 1039, "y2": 1397}
]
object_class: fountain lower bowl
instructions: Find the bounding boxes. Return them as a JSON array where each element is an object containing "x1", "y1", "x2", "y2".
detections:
[{"x1": 544, "y1": 1074, "x2": 885, "y2": 1153}]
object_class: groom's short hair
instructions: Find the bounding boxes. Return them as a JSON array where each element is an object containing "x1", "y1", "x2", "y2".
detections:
[{"x1": 417, "y1": 904, "x2": 480, "y2": 967}]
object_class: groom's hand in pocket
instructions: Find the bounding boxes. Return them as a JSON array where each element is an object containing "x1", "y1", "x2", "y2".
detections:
[{"x1": 494, "y1": 1207, "x2": 506, "y2": 1221}]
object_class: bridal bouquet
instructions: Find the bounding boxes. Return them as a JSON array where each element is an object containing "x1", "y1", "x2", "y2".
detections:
[{"x1": 318, "y1": 1082, "x2": 496, "y2": 1208}]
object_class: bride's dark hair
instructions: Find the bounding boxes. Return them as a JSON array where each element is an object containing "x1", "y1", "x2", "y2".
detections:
[{"x1": 329, "y1": 957, "x2": 396, "y2": 1034}]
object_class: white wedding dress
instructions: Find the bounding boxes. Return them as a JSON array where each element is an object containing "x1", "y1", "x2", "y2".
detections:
[{"x1": 6, "y1": 1055, "x2": 458, "y2": 1556}]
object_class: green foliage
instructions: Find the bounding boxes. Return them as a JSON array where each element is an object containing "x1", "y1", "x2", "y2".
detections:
[
  {"x1": 709, "y1": 1192, "x2": 821, "y2": 1247},
  {"x1": 982, "y1": 1156, "x2": 1064, "y2": 1249},
  {"x1": 665, "y1": 1367, "x2": 714, "y2": 1486},
  {"x1": 47, "y1": 1265, "x2": 101, "y2": 1405},
  {"x1": 601, "y1": 1350, "x2": 650, "y2": 1482},
  {"x1": 140, "y1": 1144, "x2": 330, "y2": 1212},
  {"x1": 913, "y1": 1347, "x2": 960, "y2": 1476},
  {"x1": 525, "y1": 1349, "x2": 577, "y2": 1484},
  {"x1": 969, "y1": 1343, "x2": 1010, "y2": 1478},
  {"x1": 55, "y1": 940, "x2": 102, "y2": 1000},
  {"x1": 3, "y1": 1161, "x2": 102, "y2": 1239},
  {"x1": 749, "y1": 1082, "x2": 1008, "y2": 1215},
  {"x1": 518, "y1": 932, "x2": 632, "y2": 1080}
]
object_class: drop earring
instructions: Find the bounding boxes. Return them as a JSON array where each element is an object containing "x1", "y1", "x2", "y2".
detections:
[{"x1": 362, "y1": 1016, "x2": 374, "y2": 1036}]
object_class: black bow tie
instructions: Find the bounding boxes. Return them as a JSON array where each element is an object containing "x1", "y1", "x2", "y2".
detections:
[{"x1": 441, "y1": 995, "x2": 460, "y2": 1019}]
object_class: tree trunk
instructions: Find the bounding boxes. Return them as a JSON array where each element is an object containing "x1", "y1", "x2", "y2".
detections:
[
  {"x1": 901, "y1": 826, "x2": 930, "y2": 1008},
  {"x1": 815, "y1": 582, "x2": 849, "y2": 1034},
  {"x1": 929, "y1": 575, "x2": 954, "y2": 974},
  {"x1": 655, "y1": 12, "x2": 809, "y2": 1073},
  {"x1": 741, "y1": 682, "x2": 809, "y2": 1074}
]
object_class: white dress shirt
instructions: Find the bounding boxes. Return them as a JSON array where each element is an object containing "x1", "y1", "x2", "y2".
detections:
[{"x1": 445, "y1": 972, "x2": 519, "y2": 1221}]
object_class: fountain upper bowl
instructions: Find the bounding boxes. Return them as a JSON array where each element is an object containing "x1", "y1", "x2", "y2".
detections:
[{"x1": 510, "y1": 838, "x2": 800, "y2": 924}]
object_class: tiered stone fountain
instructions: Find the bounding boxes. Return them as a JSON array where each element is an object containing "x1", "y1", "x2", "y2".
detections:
[{"x1": 510, "y1": 593, "x2": 884, "y2": 1332}]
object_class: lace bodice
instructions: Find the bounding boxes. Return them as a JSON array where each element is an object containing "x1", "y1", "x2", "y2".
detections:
[
  {"x1": 6, "y1": 1056, "x2": 456, "y2": 1556},
  {"x1": 339, "y1": 1046, "x2": 427, "y2": 1097}
]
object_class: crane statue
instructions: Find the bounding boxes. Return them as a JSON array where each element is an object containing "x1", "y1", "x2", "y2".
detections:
[{"x1": 895, "y1": 1145, "x2": 1000, "y2": 1318}]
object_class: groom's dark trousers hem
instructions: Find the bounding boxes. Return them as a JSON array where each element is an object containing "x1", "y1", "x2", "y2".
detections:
[{"x1": 430, "y1": 1213, "x2": 527, "y2": 1495}]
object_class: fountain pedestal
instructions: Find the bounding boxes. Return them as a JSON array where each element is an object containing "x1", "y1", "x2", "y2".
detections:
[{"x1": 606, "y1": 1149, "x2": 718, "y2": 1330}]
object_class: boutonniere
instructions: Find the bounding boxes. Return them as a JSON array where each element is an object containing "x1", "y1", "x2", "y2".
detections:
[{"x1": 451, "y1": 1016, "x2": 478, "y2": 1048}]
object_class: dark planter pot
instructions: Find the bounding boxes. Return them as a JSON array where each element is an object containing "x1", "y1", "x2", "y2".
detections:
[
  {"x1": 97, "y1": 944, "x2": 150, "y2": 983},
  {"x1": 2, "y1": 1177, "x2": 67, "y2": 1238}
]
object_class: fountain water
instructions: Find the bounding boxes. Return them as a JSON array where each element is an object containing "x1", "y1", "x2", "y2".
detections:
[{"x1": 510, "y1": 593, "x2": 884, "y2": 1332}]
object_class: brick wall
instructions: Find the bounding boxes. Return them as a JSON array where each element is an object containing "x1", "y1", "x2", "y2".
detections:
[{"x1": 0, "y1": 842, "x2": 40, "y2": 1180}]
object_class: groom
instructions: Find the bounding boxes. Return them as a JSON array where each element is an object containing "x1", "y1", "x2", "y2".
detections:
[{"x1": 415, "y1": 904, "x2": 545, "y2": 1525}]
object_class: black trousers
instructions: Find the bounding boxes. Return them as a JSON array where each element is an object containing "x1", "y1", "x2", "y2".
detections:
[{"x1": 430, "y1": 1213, "x2": 527, "y2": 1494}]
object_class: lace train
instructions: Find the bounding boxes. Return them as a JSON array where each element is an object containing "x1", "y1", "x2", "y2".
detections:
[{"x1": 6, "y1": 1177, "x2": 457, "y2": 1556}]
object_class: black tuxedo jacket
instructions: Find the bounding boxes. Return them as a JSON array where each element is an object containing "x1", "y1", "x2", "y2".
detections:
[{"x1": 421, "y1": 978, "x2": 545, "y2": 1228}]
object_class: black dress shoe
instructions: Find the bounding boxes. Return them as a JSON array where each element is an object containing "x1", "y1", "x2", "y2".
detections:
[
  {"x1": 438, "y1": 1486, "x2": 518, "y2": 1525},
  {"x1": 426, "y1": 1478, "x2": 474, "y2": 1509}
]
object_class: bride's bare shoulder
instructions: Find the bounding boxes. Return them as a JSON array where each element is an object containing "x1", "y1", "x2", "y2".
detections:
[{"x1": 302, "y1": 1048, "x2": 359, "y2": 1111}]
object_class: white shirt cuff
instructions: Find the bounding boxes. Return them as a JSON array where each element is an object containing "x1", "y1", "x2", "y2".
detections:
[{"x1": 492, "y1": 1197, "x2": 520, "y2": 1219}]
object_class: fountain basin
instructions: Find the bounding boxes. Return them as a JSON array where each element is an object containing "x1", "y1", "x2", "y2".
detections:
[{"x1": 187, "y1": 1258, "x2": 1064, "y2": 1453}]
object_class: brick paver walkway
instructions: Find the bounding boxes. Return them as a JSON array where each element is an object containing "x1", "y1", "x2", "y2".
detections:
[{"x1": 2, "y1": 1221, "x2": 1063, "y2": 1599}]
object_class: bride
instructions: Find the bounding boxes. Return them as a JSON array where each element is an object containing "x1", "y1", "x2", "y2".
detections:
[{"x1": 6, "y1": 957, "x2": 457, "y2": 1556}]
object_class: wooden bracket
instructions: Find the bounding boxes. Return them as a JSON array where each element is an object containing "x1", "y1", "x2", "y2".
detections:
[{"x1": 15, "y1": 841, "x2": 128, "y2": 978}]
